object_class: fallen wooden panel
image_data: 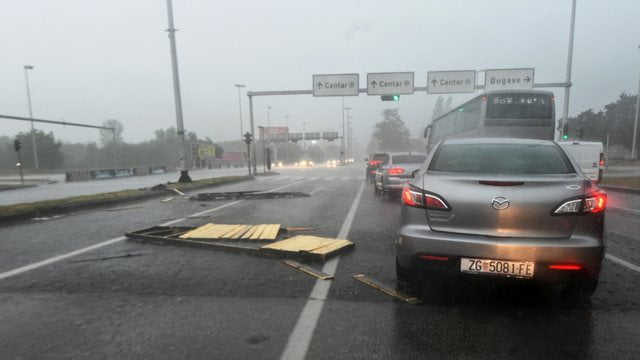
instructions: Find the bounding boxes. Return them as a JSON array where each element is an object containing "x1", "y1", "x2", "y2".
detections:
[
  {"x1": 353, "y1": 274, "x2": 421, "y2": 305},
  {"x1": 261, "y1": 235, "x2": 354, "y2": 261},
  {"x1": 125, "y1": 226, "x2": 350, "y2": 262},
  {"x1": 178, "y1": 223, "x2": 280, "y2": 241},
  {"x1": 283, "y1": 260, "x2": 334, "y2": 280}
]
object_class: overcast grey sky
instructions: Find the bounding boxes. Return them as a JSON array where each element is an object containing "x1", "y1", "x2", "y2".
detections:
[{"x1": 1, "y1": 0, "x2": 638, "y2": 151}]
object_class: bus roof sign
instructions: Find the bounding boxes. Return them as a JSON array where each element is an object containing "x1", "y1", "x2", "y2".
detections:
[
  {"x1": 484, "y1": 68, "x2": 535, "y2": 91},
  {"x1": 427, "y1": 70, "x2": 476, "y2": 94}
]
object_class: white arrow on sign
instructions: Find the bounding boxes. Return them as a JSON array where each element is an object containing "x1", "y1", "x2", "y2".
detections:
[
  {"x1": 367, "y1": 72, "x2": 414, "y2": 95},
  {"x1": 313, "y1": 74, "x2": 359, "y2": 97},
  {"x1": 427, "y1": 70, "x2": 476, "y2": 94},
  {"x1": 484, "y1": 68, "x2": 534, "y2": 91}
]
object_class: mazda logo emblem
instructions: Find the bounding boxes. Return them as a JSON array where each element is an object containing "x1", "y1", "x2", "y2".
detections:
[{"x1": 491, "y1": 197, "x2": 510, "y2": 210}]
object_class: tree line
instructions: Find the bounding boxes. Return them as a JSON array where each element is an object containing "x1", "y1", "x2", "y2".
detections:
[{"x1": 566, "y1": 92, "x2": 638, "y2": 158}]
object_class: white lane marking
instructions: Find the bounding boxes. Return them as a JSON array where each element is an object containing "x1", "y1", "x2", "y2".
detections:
[
  {"x1": 280, "y1": 181, "x2": 365, "y2": 360},
  {"x1": 0, "y1": 180, "x2": 304, "y2": 281},
  {"x1": 307, "y1": 177, "x2": 318, "y2": 181},
  {"x1": 606, "y1": 254, "x2": 640, "y2": 273},
  {"x1": 609, "y1": 205, "x2": 640, "y2": 216},
  {"x1": 309, "y1": 187, "x2": 325, "y2": 195},
  {"x1": 324, "y1": 177, "x2": 335, "y2": 181},
  {"x1": 341, "y1": 176, "x2": 349, "y2": 181}
]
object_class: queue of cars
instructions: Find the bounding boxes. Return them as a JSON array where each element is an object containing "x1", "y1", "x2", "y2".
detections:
[{"x1": 366, "y1": 138, "x2": 607, "y2": 300}]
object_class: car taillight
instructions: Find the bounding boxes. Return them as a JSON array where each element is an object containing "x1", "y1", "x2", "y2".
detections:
[
  {"x1": 583, "y1": 192, "x2": 607, "y2": 213},
  {"x1": 599, "y1": 154, "x2": 605, "y2": 168},
  {"x1": 402, "y1": 185, "x2": 423, "y2": 208},
  {"x1": 553, "y1": 191, "x2": 607, "y2": 215},
  {"x1": 369, "y1": 160, "x2": 381, "y2": 166},
  {"x1": 425, "y1": 194, "x2": 449, "y2": 210},
  {"x1": 388, "y1": 167, "x2": 405, "y2": 175},
  {"x1": 402, "y1": 185, "x2": 450, "y2": 210}
]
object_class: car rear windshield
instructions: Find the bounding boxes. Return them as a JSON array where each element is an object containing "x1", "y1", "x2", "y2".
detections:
[
  {"x1": 392, "y1": 155, "x2": 427, "y2": 164},
  {"x1": 372, "y1": 153, "x2": 389, "y2": 165},
  {"x1": 429, "y1": 143, "x2": 573, "y2": 174}
]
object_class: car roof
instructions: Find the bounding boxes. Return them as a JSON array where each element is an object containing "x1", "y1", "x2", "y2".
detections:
[
  {"x1": 387, "y1": 152, "x2": 427, "y2": 157},
  {"x1": 441, "y1": 137, "x2": 557, "y2": 146}
]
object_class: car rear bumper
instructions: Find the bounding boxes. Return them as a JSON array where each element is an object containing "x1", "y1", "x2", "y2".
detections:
[
  {"x1": 397, "y1": 222, "x2": 604, "y2": 283},
  {"x1": 382, "y1": 176, "x2": 412, "y2": 190}
]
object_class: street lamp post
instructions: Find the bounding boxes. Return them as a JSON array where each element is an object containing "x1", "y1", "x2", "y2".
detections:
[
  {"x1": 235, "y1": 84, "x2": 245, "y2": 141},
  {"x1": 165, "y1": 0, "x2": 191, "y2": 182},
  {"x1": 285, "y1": 115, "x2": 290, "y2": 164},
  {"x1": 632, "y1": 69, "x2": 640, "y2": 160},
  {"x1": 343, "y1": 105, "x2": 351, "y2": 165},
  {"x1": 560, "y1": 0, "x2": 577, "y2": 140},
  {"x1": 267, "y1": 106, "x2": 272, "y2": 127},
  {"x1": 23, "y1": 65, "x2": 39, "y2": 169}
]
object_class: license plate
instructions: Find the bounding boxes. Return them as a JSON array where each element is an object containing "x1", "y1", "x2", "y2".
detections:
[{"x1": 460, "y1": 258, "x2": 535, "y2": 278}]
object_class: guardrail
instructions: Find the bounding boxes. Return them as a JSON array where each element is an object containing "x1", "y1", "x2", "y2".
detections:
[{"x1": 65, "y1": 166, "x2": 167, "y2": 182}]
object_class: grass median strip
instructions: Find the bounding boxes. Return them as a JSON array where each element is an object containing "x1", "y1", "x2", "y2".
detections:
[
  {"x1": 601, "y1": 176, "x2": 640, "y2": 189},
  {"x1": 0, "y1": 175, "x2": 252, "y2": 222}
]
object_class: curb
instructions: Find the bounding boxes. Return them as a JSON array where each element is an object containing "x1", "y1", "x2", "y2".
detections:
[
  {"x1": 599, "y1": 185, "x2": 640, "y2": 195},
  {"x1": 0, "y1": 175, "x2": 253, "y2": 225}
]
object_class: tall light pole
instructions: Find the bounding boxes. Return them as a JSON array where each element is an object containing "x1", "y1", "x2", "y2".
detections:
[
  {"x1": 347, "y1": 114, "x2": 354, "y2": 163},
  {"x1": 267, "y1": 105, "x2": 272, "y2": 127},
  {"x1": 285, "y1": 115, "x2": 290, "y2": 164},
  {"x1": 165, "y1": 0, "x2": 191, "y2": 182},
  {"x1": 235, "y1": 84, "x2": 245, "y2": 142},
  {"x1": 632, "y1": 56, "x2": 640, "y2": 160},
  {"x1": 23, "y1": 65, "x2": 39, "y2": 169},
  {"x1": 343, "y1": 105, "x2": 351, "y2": 165},
  {"x1": 560, "y1": 0, "x2": 577, "y2": 140}
]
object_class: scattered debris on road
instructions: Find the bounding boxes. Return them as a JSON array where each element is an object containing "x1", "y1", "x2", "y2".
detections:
[
  {"x1": 190, "y1": 191, "x2": 310, "y2": 201},
  {"x1": 282, "y1": 260, "x2": 334, "y2": 280},
  {"x1": 170, "y1": 188, "x2": 186, "y2": 196},
  {"x1": 179, "y1": 223, "x2": 281, "y2": 241},
  {"x1": 283, "y1": 227, "x2": 316, "y2": 232},
  {"x1": 353, "y1": 274, "x2": 422, "y2": 305},
  {"x1": 68, "y1": 252, "x2": 147, "y2": 263},
  {"x1": 30, "y1": 215, "x2": 67, "y2": 221},
  {"x1": 106, "y1": 206, "x2": 144, "y2": 212},
  {"x1": 125, "y1": 225, "x2": 353, "y2": 262},
  {"x1": 261, "y1": 235, "x2": 353, "y2": 261}
]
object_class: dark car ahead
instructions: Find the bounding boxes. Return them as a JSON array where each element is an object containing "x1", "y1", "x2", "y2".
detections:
[
  {"x1": 374, "y1": 152, "x2": 427, "y2": 197},
  {"x1": 397, "y1": 138, "x2": 606, "y2": 298},
  {"x1": 365, "y1": 152, "x2": 389, "y2": 183}
]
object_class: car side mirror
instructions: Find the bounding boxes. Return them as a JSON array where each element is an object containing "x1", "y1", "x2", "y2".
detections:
[{"x1": 411, "y1": 169, "x2": 420, "y2": 178}]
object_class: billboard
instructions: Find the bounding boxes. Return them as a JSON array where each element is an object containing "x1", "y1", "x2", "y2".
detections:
[{"x1": 262, "y1": 127, "x2": 289, "y2": 142}]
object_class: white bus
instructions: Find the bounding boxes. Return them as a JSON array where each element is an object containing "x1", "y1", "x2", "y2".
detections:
[{"x1": 425, "y1": 90, "x2": 556, "y2": 152}]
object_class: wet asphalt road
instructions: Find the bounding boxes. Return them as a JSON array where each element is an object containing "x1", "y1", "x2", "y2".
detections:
[{"x1": 1, "y1": 165, "x2": 640, "y2": 359}]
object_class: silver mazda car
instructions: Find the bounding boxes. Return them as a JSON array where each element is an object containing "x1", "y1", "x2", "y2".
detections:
[{"x1": 397, "y1": 138, "x2": 606, "y2": 298}]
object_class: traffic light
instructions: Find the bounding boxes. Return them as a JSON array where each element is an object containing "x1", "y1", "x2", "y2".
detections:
[
  {"x1": 13, "y1": 139, "x2": 22, "y2": 152},
  {"x1": 243, "y1": 132, "x2": 253, "y2": 145},
  {"x1": 577, "y1": 126, "x2": 585, "y2": 140},
  {"x1": 381, "y1": 95, "x2": 400, "y2": 101},
  {"x1": 562, "y1": 123, "x2": 569, "y2": 140}
]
